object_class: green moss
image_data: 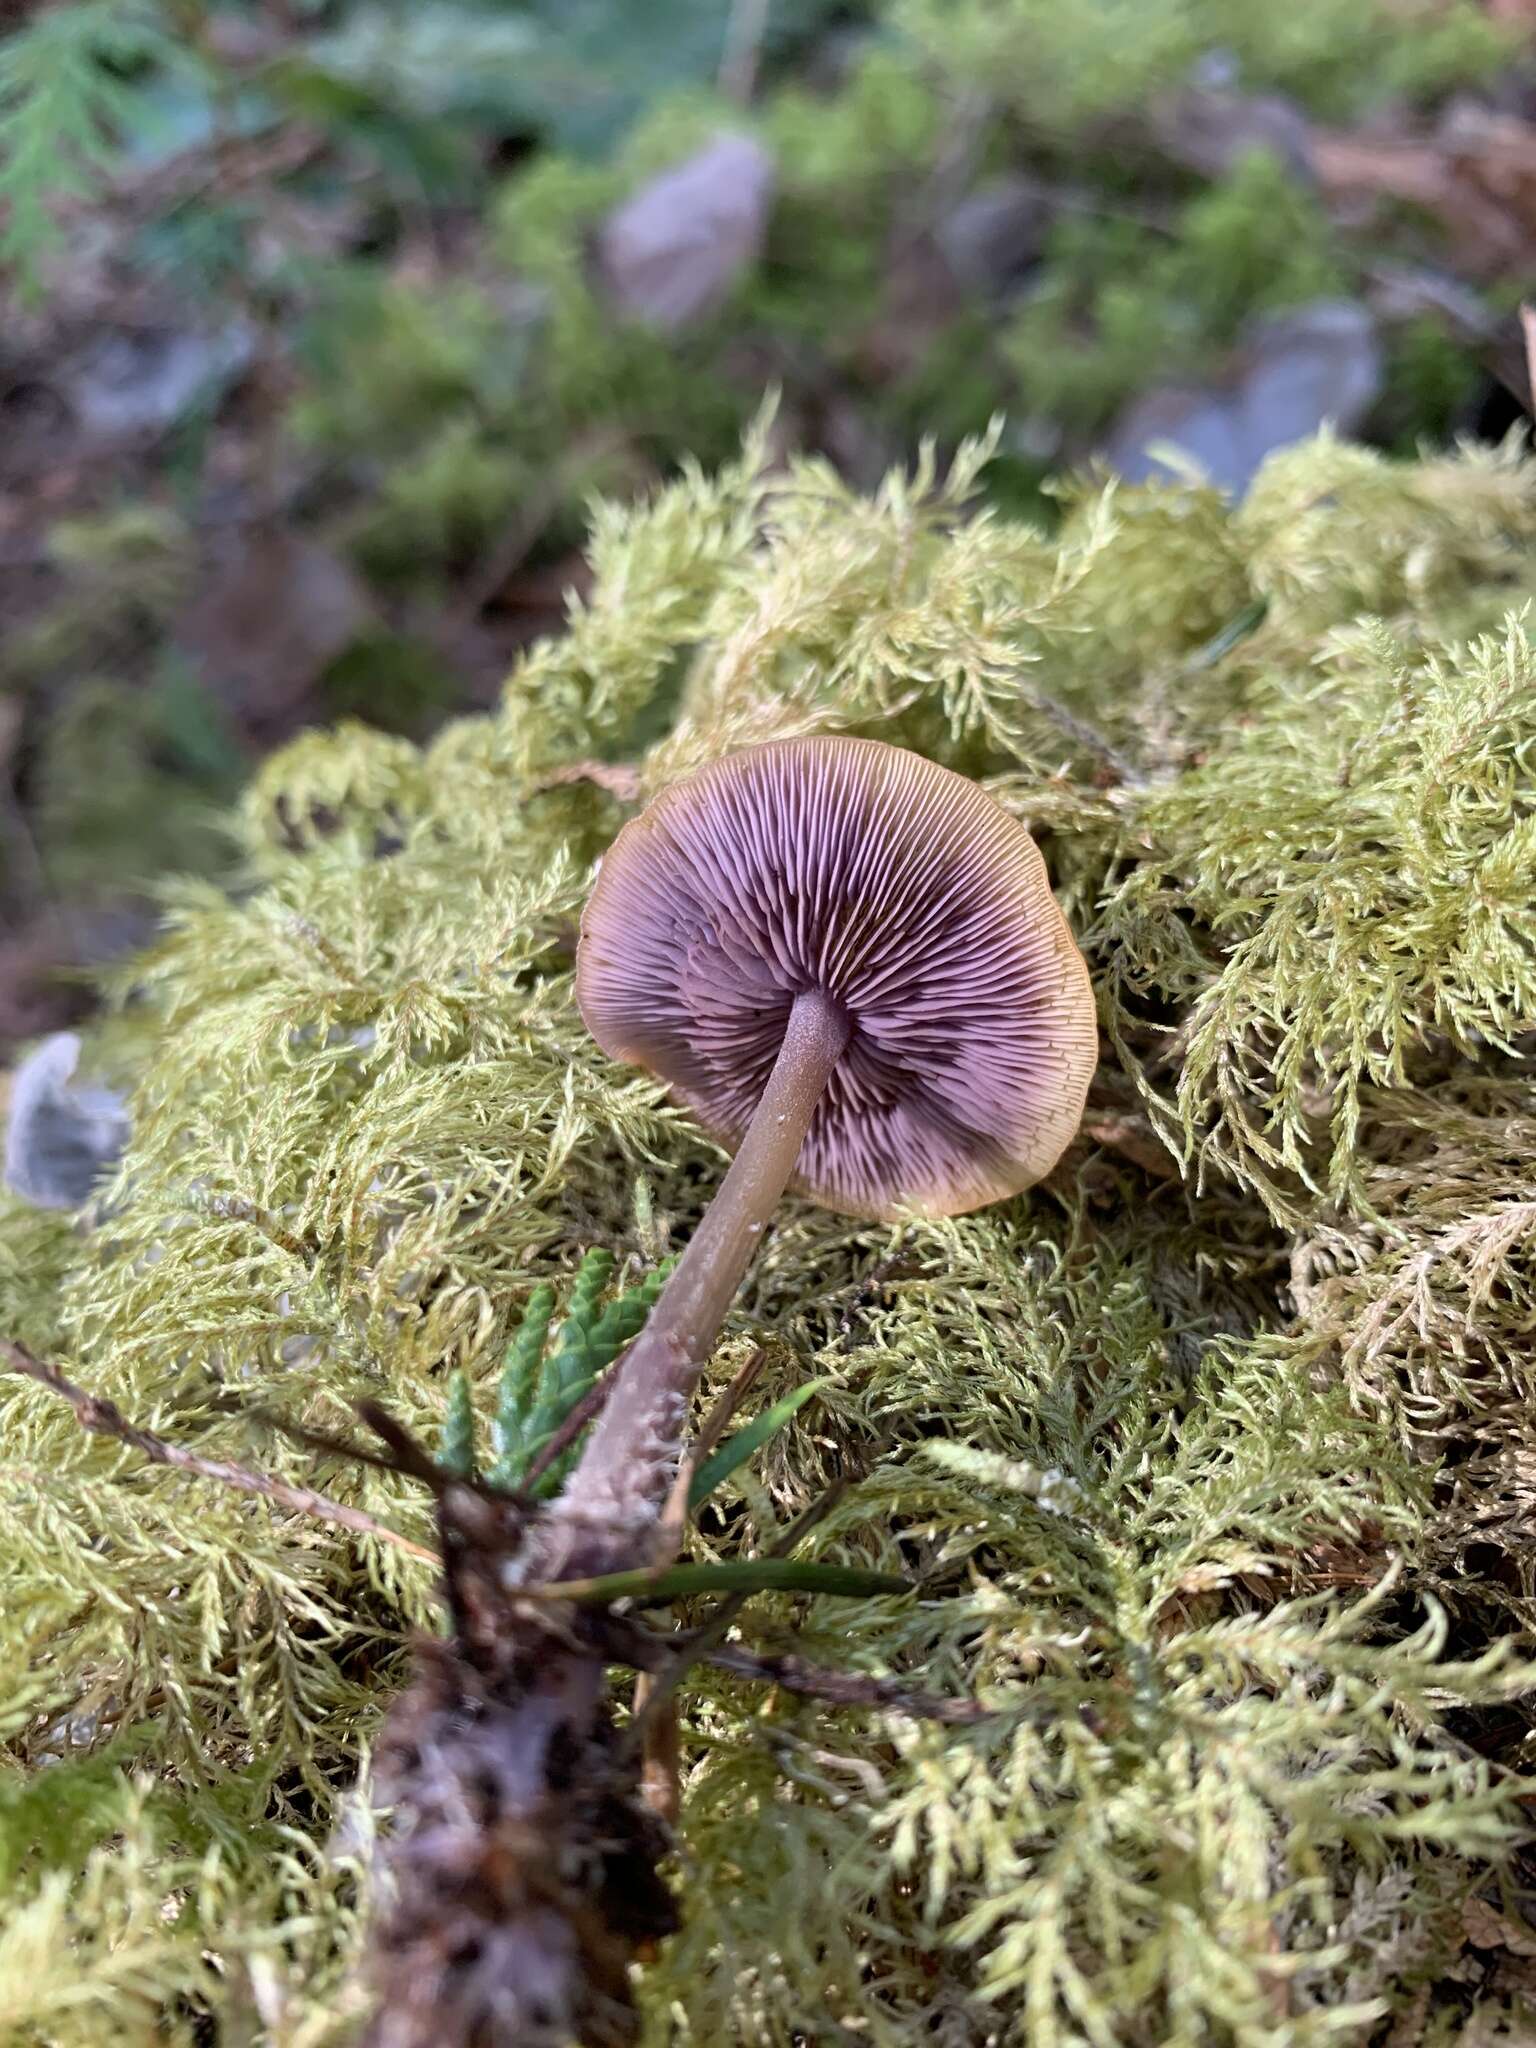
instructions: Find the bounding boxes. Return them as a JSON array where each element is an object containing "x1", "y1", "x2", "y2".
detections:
[
  {"x1": 1004, "y1": 154, "x2": 1347, "y2": 432},
  {"x1": 896, "y1": 0, "x2": 1512, "y2": 128},
  {"x1": 1378, "y1": 315, "x2": 1484, "y2": 456},
  {"x1": 422, "y1": 6, "x2": 1501, "y2": 535},
  {"x1": 5, "y1": 426, "x2": 1536, "y2": 2040}
]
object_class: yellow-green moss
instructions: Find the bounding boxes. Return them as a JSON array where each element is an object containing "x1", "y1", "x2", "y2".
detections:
[{"x1": 4, "y1": 428, "x2": 1536, "y2": 2043}]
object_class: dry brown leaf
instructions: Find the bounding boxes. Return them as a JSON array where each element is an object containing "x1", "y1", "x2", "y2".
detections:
[
  {"x1": 1463, "y1": 1895, "x2": 1536, "y2": 1958},
  {"x1": 1315, "y1": 109, "x2": 1536, "y2": 276}
]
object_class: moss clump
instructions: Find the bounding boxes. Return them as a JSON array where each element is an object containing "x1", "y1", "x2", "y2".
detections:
[
  {"x1": 5, "y1": 426, "x2": 1536, "y2": 2043},
  {"x1": 896, "y1": 0, "x2": 1509, "y2": 128}
]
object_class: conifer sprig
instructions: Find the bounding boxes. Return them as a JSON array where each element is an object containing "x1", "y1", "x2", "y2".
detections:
[
  {"x1": 435, "y1": 1251, "x2": 677, "y2": 1497},
  {"x1": 0, "y1": 2, "x2": 195, "y2": 291}
]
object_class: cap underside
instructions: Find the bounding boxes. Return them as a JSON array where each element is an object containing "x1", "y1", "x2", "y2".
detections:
[{"x1": 576, "y1": 736, "x2": 1098, "y2": 1219}]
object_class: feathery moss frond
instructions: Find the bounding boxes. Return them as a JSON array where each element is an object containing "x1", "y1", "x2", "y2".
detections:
[{"x1": 1098, "y1": 613, "x2": 1536, "y2": 1217}]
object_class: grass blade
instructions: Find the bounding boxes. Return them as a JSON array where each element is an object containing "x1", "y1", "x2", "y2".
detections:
[
  {"x1": 688, "y1": 1376, "x2": 831, "y2": 1513},
  {"x1": 522, "y1": 1557, "x2": 910, "y2": 1606}
]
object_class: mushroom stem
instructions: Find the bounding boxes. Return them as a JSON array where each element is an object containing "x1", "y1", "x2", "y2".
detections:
[{"x1": 566, "y1": 990, "x2": 850, "y2": 1543}]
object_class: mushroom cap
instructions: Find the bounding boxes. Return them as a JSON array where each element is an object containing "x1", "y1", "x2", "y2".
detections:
[{"x1": 575, "y1": 735, "x2": 1098, "y2": 1219}]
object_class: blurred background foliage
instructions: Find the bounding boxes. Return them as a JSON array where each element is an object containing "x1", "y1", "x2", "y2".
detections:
[{"x1": 3, "y1": 0, "x2": 1536, "y2": 1046}]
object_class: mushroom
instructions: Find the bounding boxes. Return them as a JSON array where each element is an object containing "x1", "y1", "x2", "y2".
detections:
[{"x1": 568, "y1": 735, "x2": 1097, "y2": 1525}]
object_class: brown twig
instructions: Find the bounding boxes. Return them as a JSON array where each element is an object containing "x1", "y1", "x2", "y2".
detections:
[
  {"x1": 654, "y1": 1345, "x2": 768, "y2": 1563},
  {"x1": 832, "y1": 1244, "x2": 911, "y2": 1350},
  {"x1": 260, "y1": 1409, "x2": 451, "y2": 1488},
  {"x1": 718, "y1": 0, "x2": 771, "y2": 103},
  {"x1": 355, "y1": 1400, "x2": 456, "y2": 1487},
  {"x1": 1025, "y1": 686, "x2": 1147, "y2": 789},
  {"x1": 633, "y1": 1673, "x2": 683, "y2": 1825},
  {"x1": 697, "y1": 1643, "x2": 991, "y2": 1724},
  {"x1": 258, "y1": 1402, "x2": 539, "y2": 1535},
  {"x1": 1521, "y1": 301, "x2": 1536, "y2": 415},
  {"x1": 5, "y1": 1341, "x2": 438, "y2": 1564},
  {"x1": 450, "y1": 428, "x2": 627, "y2": 628},
  {"x1": 450, "y1": 494, "x2": 559, "y2": 627},
  {"x1": 608, "y1": 1610, "x2": 990, "y2": 1727},
  {"x1": 94, "y1": 123, "x2": 328, "y2": 227},
  {"x1": 272, "y1": 1365, "x2": 617, "y2": 1518},
  {"x1": 638, "y1": 1344, "x2": 770, "y2": 1819},
  {"x1": 630, "y1": 1472, "x2": 857, "y2": 1747}
]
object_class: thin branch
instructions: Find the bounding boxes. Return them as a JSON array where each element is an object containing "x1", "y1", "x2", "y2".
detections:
[
  {"x1": 634, "y1": 1347, "x2": 773, "y2": 1815},
  {"x1": 264, "y1": 1400, "x2": 528, "y2": 1531},
  {"x1": 718, "y1": 0, "x2": 771, "y2": 103},
  {"x1": 633, "y1": 1669, "x2": 682, "y2": 1825},
  {"x1": 5, "y1": 1341, "x2": 438, "y2": 1564},
  {"x1": 654, "y1": 1345, "x2": 768, "y2": 1562},
  {"x1": 99, "y1": 122, "x2": 328, "y2": 225},
  {"x1": 831, "y1": 1243, "x2": 911, "y2": 1350},
  {"x1": 606, "y1": 1610, "x2": 990, "y2": 1726},
  {"x1": 631, "y1": 1473, "x2": 856, "y2": 1743},
  {"x1": 259, "y1": 1409, "x2": 445, "y2": 1486},
  {"x1": 753, "y1": 1471, "x2": 855, "y2": 1566},
  {"x1": 450, "y1": 491, "x2": 558, "y2": 627},
  {"x1": 699, "y1": 1643, "x2": 992, "y2": 1724},
  {"x1": 1025, "y1": 685, "x2": 1146, "y2": 788},
  {"x1": 450, "y1": 427, "x2": 627, "y2": 627},
  {"x1": 355, "y1": 1399, "x2": 450, "y2": 1486}
]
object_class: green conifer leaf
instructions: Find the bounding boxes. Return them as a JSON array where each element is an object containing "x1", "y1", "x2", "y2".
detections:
[
  {"x1": 437, "y1": 1366, "x2": 477, "y2": 1479},
  {"x1": 489, "y1": 1283, "x2": 556, "y2": 1489}
]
